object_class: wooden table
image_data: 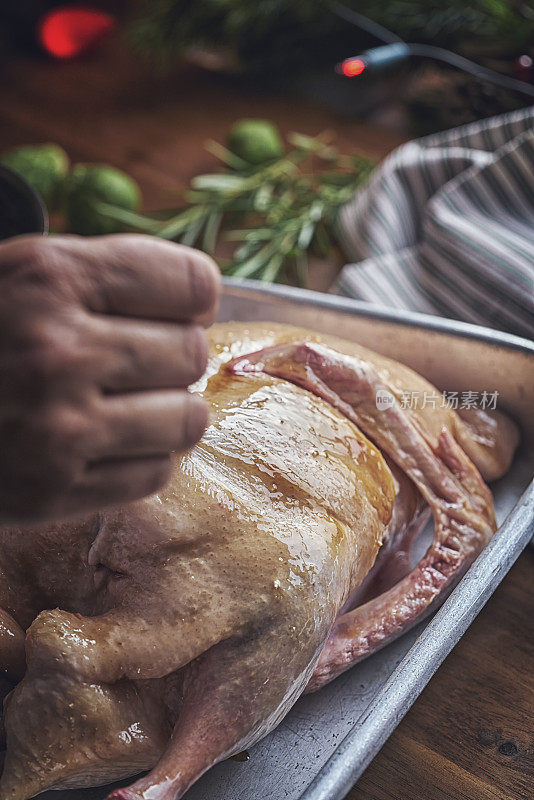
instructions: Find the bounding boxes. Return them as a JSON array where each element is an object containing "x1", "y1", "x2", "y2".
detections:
[{"x1": 0, "y1": 42, "x2": 532, "y2": 800}]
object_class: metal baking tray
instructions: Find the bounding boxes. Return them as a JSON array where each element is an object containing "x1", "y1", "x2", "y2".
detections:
[{"x1": 47, "y1": 279, "x2": 534, "y2": 800}]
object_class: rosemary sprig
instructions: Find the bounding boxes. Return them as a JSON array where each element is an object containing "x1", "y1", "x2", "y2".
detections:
[{"x1": 100, "y1": 132, "x2": 374, "y2": 284}]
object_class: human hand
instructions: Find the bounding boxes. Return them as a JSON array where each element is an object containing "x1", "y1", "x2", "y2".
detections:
[{"x1": 0, "y1": 234, "x2": 220, "y2": 524}]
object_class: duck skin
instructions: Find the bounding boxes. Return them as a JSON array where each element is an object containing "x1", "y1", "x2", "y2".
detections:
[{"x1": 0, "y1": 322, "x2": 518, "y2": 800}]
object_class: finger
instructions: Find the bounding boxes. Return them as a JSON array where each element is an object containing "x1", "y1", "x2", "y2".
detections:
[
  {"x1": 94, "y1": 390, "x2": 208, "y2": 459},
  {"x1": 91, "y1": 317, "x2": 209, "y2": 392},
  {"x1": 68, "y1": 235, "x2": 221, "y2": 323},
  {"x1": 65, "y1": 454, "x2": 175, "y2": 515}
]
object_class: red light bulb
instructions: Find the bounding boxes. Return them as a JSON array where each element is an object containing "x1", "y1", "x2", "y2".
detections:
[
  {"x1": 38, "y1": 6, "x2": 115, "y2": 60},
  {"x1": 341, "y1": 58, "x2": 366, "y2": 78}
]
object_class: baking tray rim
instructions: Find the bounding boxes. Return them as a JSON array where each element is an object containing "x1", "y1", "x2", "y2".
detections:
[{"x1": 222, "y1": 277, "x2": 534, "y2": 353}]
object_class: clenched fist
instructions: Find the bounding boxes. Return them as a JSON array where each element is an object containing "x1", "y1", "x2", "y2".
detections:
[{"x1": 0, "y1": 234, "x2": 220, "y2": 525}]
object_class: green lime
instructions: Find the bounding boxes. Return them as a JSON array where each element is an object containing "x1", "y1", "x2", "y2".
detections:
[
  {"x1": 65, "y1": 164, "x2": 141, "y2": 236},
  {"x1": 1, "y1": 143, "x2": 69, "y2": 209},
  {"x1": 227, "y1": 119, "x2": 284, "y2": 165}
]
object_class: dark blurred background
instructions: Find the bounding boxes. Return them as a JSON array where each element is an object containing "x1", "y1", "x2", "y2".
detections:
[{"x1": 2, "y1": 1, "x2": 533, "y2": 133}]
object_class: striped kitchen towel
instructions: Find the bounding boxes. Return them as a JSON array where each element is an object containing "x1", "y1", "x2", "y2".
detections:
[{"x1": 334, "y1": 105, "x2": 534, "y2": 339}]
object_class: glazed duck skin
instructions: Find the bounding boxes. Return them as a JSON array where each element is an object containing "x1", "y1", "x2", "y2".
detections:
[{"x1": 0, "y1": 323, "x2": 518, "y2": 800}]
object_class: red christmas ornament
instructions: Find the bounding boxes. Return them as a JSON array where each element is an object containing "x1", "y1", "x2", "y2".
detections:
[{"x1": 38, "y1": 6, "x2": 116, "y2": 60}]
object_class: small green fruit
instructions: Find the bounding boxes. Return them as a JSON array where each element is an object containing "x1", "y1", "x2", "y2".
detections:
[
  {"x1": 0, "y1": 143, "x2": 69, "y2": 208},
  {"x1": 65, "y1": 164, "x2": 141, "y2": 236},
  {"x1": 227, "y1": 119, "x2": 284, "y2": 165}
]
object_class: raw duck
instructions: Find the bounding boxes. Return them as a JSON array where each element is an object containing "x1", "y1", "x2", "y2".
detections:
[{"x1": 0, "y1": 322, "x2": 518, "y2": 800}]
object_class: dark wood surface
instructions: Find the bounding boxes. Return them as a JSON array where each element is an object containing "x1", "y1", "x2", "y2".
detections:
[
  {"x1": 350, "y1": 551, "x2": 534, "y2": 800},
  {"x1": 0, "y1": 42, "x2": 532, "y2": 800}
]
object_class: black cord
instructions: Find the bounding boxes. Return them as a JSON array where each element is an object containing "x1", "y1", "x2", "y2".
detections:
[
  {"x1": 407, "y1": 44, "x2": 534, "y2": 97},
  {"x1": 330, "y1": 0, "x2": 534, "y2": 98}
]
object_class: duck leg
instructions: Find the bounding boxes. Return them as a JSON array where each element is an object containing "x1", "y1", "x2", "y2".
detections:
[
  {"x1": 107, "y1": 617, "x2": 322, "y2": 800},
  {"x1": 0, "y1": 581, "x2": 241, "y2": 798},
  {"x1": 0, "y1": 665, "x2": 170, "y2": 800},
  {"x1": 20, "y1": 600, "x2": 232, "y2": 684}
]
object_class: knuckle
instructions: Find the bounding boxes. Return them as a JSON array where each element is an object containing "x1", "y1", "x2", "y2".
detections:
[
  {"x1": 21, "y1": 313, "x2": 92, "y2": 384},
  {"x1": 38, "y1": 403, "x2": 94, "y2": 460},
  {"x1": 0, "y1": 236, "x2": 86, "y2": 311},
  {"x1": 3, "y1": 236, "x2": 60, "y2": 288},
  {"x1": 24, "y1": 332, "x2": 65, "y2": 381}
]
